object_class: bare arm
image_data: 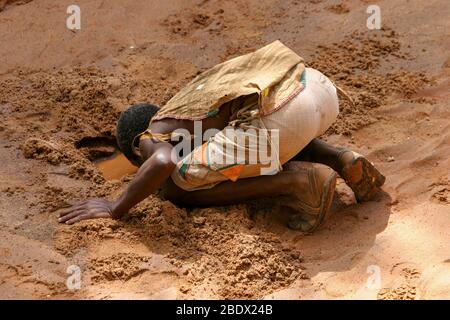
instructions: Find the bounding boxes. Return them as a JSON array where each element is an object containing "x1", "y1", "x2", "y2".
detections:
[{"x1": 58, "y1": 139, "x2": 175, "y2": 224}]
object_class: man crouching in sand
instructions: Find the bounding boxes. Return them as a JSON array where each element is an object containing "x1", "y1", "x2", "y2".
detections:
[{"x1": 58, "y1": 41, "x2": 385, "y2": 233}]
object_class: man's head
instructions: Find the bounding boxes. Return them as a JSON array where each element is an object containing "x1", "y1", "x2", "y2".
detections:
[{"x1": 116, "y1": 103, "x2": 159, "y2": 166}]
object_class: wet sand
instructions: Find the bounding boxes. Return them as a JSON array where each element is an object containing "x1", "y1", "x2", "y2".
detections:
[
  {"x1": 0, "y1": 0, "x2": 449, "y2": 299},
  {"x1": 96, "y1": 153, "x2": 137, "y2": 181}
]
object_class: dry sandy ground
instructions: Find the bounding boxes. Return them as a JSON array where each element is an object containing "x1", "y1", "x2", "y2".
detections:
[{"x1": 0, "y1": 0, "x2": 449, "y2": 299}]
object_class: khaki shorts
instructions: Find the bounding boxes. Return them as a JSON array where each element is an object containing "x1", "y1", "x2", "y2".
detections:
[{"x1": 172, "y1": 68, "x2": 339, "y2": 191}]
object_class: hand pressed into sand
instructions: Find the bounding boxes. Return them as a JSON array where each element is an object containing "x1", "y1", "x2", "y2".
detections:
[{"x1": 58, "y1": 198, "x2": 119, "y2": 225}]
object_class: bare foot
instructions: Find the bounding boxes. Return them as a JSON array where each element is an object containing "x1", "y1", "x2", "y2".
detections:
[
  {"x1": 339, "y1": 150, "x2": 386, "y2": 202},
  {"x1": 283, "y1": 162, "x2": 337, "y2": 233}
]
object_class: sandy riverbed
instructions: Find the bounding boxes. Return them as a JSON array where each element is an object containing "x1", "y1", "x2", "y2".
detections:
[{"x1": 0, "y1": 0, "x2": 449, "y2": 299}]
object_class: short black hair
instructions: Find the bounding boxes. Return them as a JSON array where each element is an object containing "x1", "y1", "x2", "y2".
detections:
[{"x1": 116, "y1": 103, "x2": 159, "y2": 166}]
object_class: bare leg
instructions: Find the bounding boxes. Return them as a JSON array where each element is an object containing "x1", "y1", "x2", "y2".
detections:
[
  {"x1": 162, "y1": 170, "x2": 302, "y2": 207},
  {"x1": 292, "y1": 138, "x2": 349, "y2": 175}
]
